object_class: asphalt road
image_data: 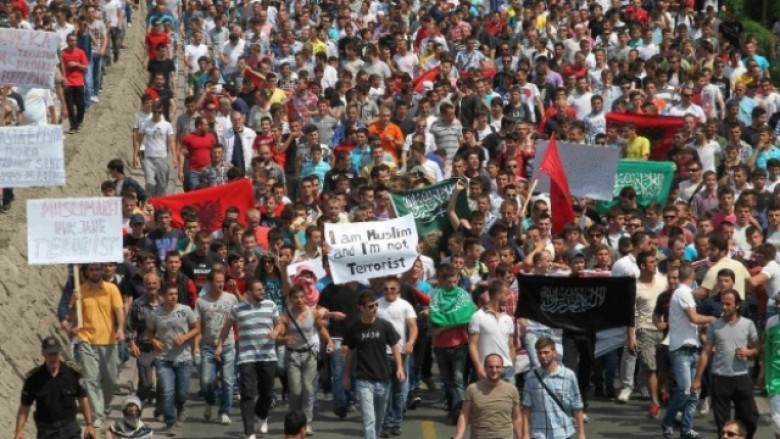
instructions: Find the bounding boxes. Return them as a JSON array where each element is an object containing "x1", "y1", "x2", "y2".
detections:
[{"x1": 123, "y1": 377, "x2": 772, "y2": 439}]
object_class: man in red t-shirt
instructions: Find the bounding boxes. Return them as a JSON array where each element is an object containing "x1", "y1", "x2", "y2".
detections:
[
  {"x1": 144, "y1": 19, "x2": 170, "y2": 61},
  {"x1": 179, "y1": 116, "x2": 217, "y2": 191},
  {"x1": 61, "y1": 32, "x2": 89, "y2": 133}
]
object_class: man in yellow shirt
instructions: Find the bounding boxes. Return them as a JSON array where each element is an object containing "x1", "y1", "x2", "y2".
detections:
[
  {"x1": 65, "y1": 263, "x2": 126, "y2": 429},
  {"x1": 265, "y1": 73, "x2": 288, "y2": 106},
  {"x1": 624, "y1": 122, "x2": 650, "y2": 160}
]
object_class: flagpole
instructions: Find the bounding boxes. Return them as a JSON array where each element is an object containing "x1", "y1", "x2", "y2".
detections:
[{"x1": 522, "y1": 178, "x2": 539, "y2": 215}]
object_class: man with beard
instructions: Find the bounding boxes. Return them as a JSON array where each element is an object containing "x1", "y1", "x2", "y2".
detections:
[{"x1": 453, "y1": 354, "x2": 523, "y2": 439}]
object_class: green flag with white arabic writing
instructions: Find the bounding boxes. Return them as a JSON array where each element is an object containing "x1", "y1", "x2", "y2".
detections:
[
  {"x1": 390, "y1": 178, "x2": 471, "y2": 235},
  {"x1": 596, "y1": 160, "x2": 676, "y2": 214},
  {"x1": 765, "y1": 322, "x2": 780, "y2": 397}
]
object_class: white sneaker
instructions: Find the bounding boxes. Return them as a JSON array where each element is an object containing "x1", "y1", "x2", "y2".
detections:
[
  {"x1": 698, "y1": 397, "x2": 710, "y2": 416},
  {"x1": 305, "y1": 424, "x2": 313, "y2": 436},
  {"x1": 221, "y1": 413, "x2": 231, "y2": 425},
  {"x1": 617, "y1": 388, "x2": 632, "y2": 404},
  {"x1": 204, "y1": 406, "x2": 212, "y2": 421},
  {"x1": 90, "y1": 96, "x2": 99, "y2": 103},
  {"x1": 246, "y1": 436, "x2": 256, "y2": 439},
  {"x1": 260, "y1": 418, "x2": 268, "y2": 434}
]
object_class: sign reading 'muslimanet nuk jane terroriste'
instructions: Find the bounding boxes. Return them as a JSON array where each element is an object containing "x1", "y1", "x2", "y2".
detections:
[
  {"x1": 325, "y1": 215, "x2": 419, "y2": 284},
  {"x1": 27, "y1": 197, "x2": 123, "y2": 265}
]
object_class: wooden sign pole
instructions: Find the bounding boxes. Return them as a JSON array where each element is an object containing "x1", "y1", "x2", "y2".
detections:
[{"x1": 73, "y1": 264, "x2": 82, "y2": 328}]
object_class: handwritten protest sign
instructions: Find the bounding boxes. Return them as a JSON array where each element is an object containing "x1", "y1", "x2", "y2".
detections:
[
  {"x1": 516, "y1": 275, "x2": 636, "y2": 333},
  {"x1": 324, "y1": 215, "x2": 419, "y2": 284},
  {"x1": 0, "y1": 126, "x2": 65, "y2": 187},
  {"x1": 0, "y1": 29, "x2": 59, "y2": 89},
  {"x1": 533, "y1": 140, "x2": 620, "y2": 201},
  {"x1": 27, "y1": 197, "x2": 123, "y2": 265},
  {"x1": 390, "y1": 178, "x2": 470, "y2": 235}
]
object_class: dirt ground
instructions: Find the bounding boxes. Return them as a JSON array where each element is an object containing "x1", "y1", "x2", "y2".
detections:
[{"x1": 0, "y1": 16, "x2": 148, "y2": 430}]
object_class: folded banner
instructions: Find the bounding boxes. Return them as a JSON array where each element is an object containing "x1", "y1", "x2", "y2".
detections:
[
  {"x1": 149, "y1": 179, "x2": 255, "y2": 232},
  {"x1": 533, "y1": 140, "x2": 620, "y2": 201},
  {"x1": 0, "y1": 125, "x2": 65, "y2": 187},
  {"x1": 0, "y1": 29, "x2": 60, "y2": 89},
  {"x1": 325, "y1": 215, "x2": 419, "y2": 284},
  {"x1": 516, "y1": 275, "x2": 636, "y2": 333},
  {"x1": 596, "y1": 160, "x2": 676, "y2": 214},
  {"x1": 606, "y1": 112, "x2": 684, "y2": 160},
  {"x1": 390, "y1": 178, "x2": 470, "y2": 235}
]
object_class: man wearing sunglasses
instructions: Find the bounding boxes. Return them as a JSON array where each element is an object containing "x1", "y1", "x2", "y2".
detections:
[{"x1": 343, "y1": 290, "x2": 405, "y2": 439}]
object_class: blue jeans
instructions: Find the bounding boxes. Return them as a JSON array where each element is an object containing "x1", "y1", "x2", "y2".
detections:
[
  {"x1": 92, "y1": 55, "x2": 103, "y2": 94},
  {"x1": 186, "y1": 169, "x2": 206, "y2": 192},
  {"x1": 84, "y1": 56, "x2": 94, "y2": 109},
  {"x1": 329, "y1": 338, "x2": 355, "y2": 409},
  {"x1": 200, "y1": 344, "x2": 235, "y2": 416},
  {"x1": 383, "y1": 355, "x2": 410, "y2": 429},
  {"x1": 434, "y1": 344, "x2": 468, "y2": 413},
  {"x1": 662, "y1": 347, "x2": 700, "y2": 435},
  {"x1": 156, "y1": 359, "x2": 192, "y2": 427},
  {"x1": 356, "y1": 379, "x2": 391, "y2": 439}
]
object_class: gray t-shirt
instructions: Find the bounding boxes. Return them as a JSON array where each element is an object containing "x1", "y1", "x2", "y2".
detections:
[
  {"x1": 147, "y1": 304, "x2": 198, "y2": 362},
  {"x1": 195, "y1": 292, "x2": 238, "y2": 348},
  {"x1": 706, "y1": 316, "x2": 758, "y2": 376}
]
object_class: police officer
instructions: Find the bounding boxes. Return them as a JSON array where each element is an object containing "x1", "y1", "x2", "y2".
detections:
[{"x1": 14, "y1": 336, "x2": 98, "y2": 439}]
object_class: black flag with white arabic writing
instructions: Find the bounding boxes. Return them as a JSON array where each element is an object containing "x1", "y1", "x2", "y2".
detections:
[{"x1": 516, "y1": 275, "x2": 636, "y2": 333}]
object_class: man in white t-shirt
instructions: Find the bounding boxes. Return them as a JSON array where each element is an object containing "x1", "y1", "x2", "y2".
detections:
[
  {"x1": 662, "y1": 264, "x2": 715, "y2": 439},
  {"x1": 136, "y1": 102, "x2": 176, "y2": 196},
  {"x1": 468, "y1": 280, "x2": 515, "y2": 383},
  {"x1": 18, "y1": 87, "x2": 54, "y2": 125},
  {"x1": 377, "y1": 277, "x2": 417, "y2": 437},
  {"x1": 749, "y1": 244, "x2": 780, "y2": 319}
]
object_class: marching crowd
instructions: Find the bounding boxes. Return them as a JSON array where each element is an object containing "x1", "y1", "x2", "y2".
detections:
[{"x1": 9, "y1": 0, "x2": 780, "y2": 439}]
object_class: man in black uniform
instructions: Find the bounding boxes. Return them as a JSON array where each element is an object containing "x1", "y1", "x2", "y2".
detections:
[{"x1": 14, "y1": 336, "x2": 98, "y2": 439}]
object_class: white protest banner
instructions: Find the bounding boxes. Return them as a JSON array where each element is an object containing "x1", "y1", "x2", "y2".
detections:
[
  {"x1": 0, "y1": 126, "x2": 65, "y2": 187},
  {"x1": 0, "y1": 28, "x2": 59, "y2": 89},
  {"x1": 27, "y1": 197, "x2": 123, "y2": 265},
  {"x1": 324, "y1": 215, "x2": 418, "y2": 284},
  {"x1": 286, "y1": 258, "x2": 326, "y2": 281},
  {"x1": 533, "y1": 140, "x2": 621, "y2": 200}
]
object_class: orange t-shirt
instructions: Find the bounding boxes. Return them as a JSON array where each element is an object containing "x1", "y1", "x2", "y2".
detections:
[{"x1": 368, "y1": 122, "x2": 404, "y2": 163}]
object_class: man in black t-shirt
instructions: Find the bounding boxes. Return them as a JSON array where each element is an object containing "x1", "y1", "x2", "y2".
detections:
[
  {"x1": 182, "y1": 231, "x2": 219, "y2": 289},
  {"x1": 147, "y1": 43, "x2": 176, "y2": 89},
  {"x1": 343, "y1": 291, "x2": 405, "y2": 439}
]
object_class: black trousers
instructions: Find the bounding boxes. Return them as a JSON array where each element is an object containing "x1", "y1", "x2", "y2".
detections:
[
  {"x1": 239, "y1": 361, "x2": 277, "y2": 435},
  {"x1": 3, "y1": 188, "x2": 13, "y2": 205},
  {"x1": 562, "y1": 330, "x2": 595, "y2": 409},
  {"x1": 35, "y1": 419, "x2": 81, "y2": 439},
  {"x1": 710, "y1": 374, "x2": 759, "y2": 439},
  {"x1": 64, "y1": 86, "x2": 85, "y2": 130}
]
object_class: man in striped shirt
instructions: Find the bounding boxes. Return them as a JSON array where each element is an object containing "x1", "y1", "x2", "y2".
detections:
[{"x1": 216, "y1": 278, "x2": 279, "y2": 439}]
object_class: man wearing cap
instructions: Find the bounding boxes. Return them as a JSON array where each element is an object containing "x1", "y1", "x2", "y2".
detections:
[{"x1": 15, "y1": 336, "x2": 98, "y2": 439}]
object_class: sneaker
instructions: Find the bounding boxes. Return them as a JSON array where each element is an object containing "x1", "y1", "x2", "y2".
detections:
[
  {"x1": 154, "y1": 412, "x2": 164, "y2": 423},
  {"x1": 662, "y1": 427, "x2": 674, "y2": 439},
  {"x1": 379, "y1": 430, "x2": 390, "y2": 438},
  {"x1": 91, "y1": 96, "x2": 100, "y2": 103},
  {"x1": 348, "y1": 405, "x2": 359, "y2": 414},
  {"x1": 269, "y1": 399, "x2": 277, "y2": 410},
  {"x1": 617, "y1": 388, "x2": 632, "y2": 404},
  {"x1": 583, "y1": 413, "x2": 590, "y2": 423},
  {"x1": 177, "y1": 407, "x2": 187, "y2": 423},
  {"x1": 697, "y1": 397, "x2": 709, "y2": 416},
  {"x1": 305, "y1": 424, "x2": 313, "y2": 436},
  {"x1": 92, "y1": 417, "x2": 103, "y2": 429},
  {"x1": 681, "y1": 431, "x2": 703, "y2": 439},
  {"x1": 221, "y1": 413, "x2": 231, "y2": 425},
  {"x1": 333, "y1": 406, "x2": 348, "y2": 419},
  {"x1": 260, "y1": 418, "x2": 268, "y2": 434},
  {"x1": 204, "y1": 406, "x2": 212, "y2": 421},
  {"x1": 648, "y1": 403, "x2": 660, "y2": 419},
  {"x1": 390, "y1": 427, "x2": 402, "y2": 436},
  {"x1": 246, "y1": 435, "x2": 256, "y2": 439},
  {"x1": 164, "y1": 424, "x2": 179, "y2": 437},
  {"x1": 407, "y1": 396, "x2": 421, "y2": 410}
]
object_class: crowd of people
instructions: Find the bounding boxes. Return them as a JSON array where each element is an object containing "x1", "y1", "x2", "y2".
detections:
[{"x1": 9, "y1": 0, "x2": 780, "y2": 438}]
